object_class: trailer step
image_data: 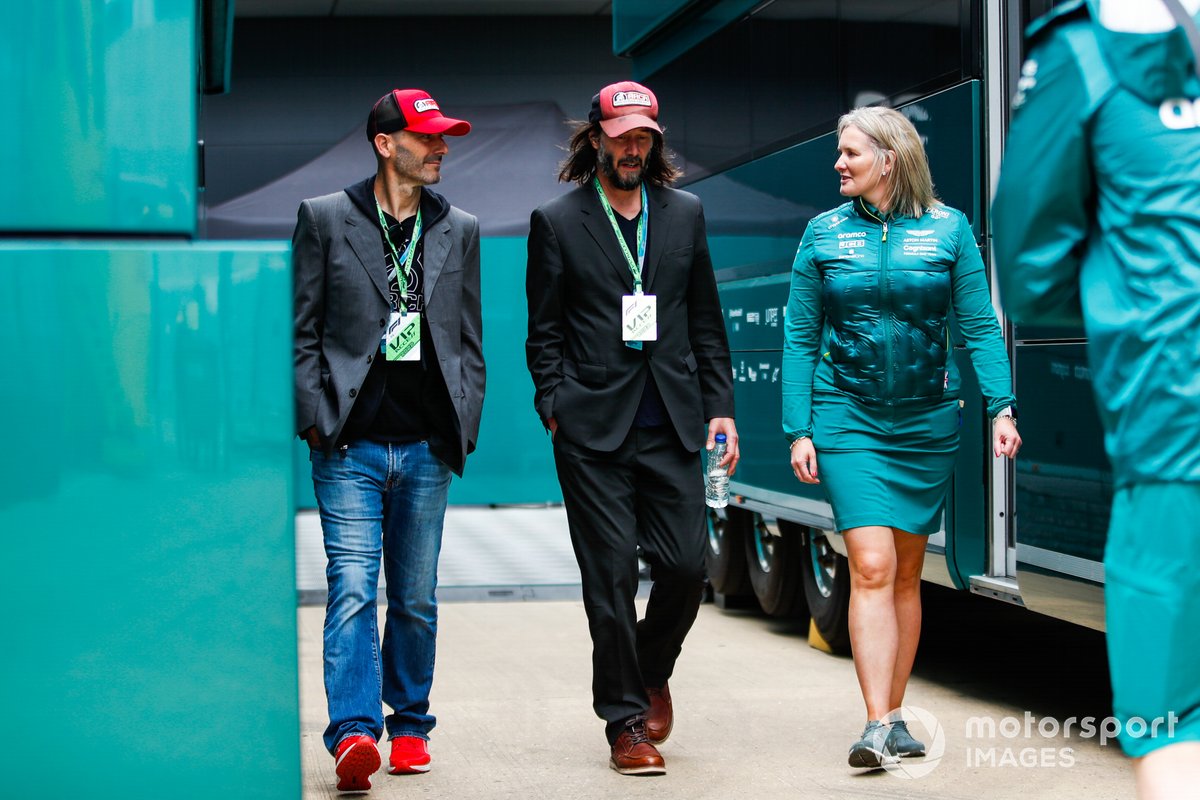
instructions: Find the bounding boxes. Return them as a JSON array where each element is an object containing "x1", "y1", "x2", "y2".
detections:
[{"x1": 968, "y1": 575, "x2": 1024, "y2": 607}]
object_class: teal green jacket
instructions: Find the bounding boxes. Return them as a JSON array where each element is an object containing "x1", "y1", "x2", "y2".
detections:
[
  {"x1": 993, "y1": 0, "x2": 1200, "y2": 486},
  {"x1": 782, "y1": 197, "x2": 1016, "y2": 442}
]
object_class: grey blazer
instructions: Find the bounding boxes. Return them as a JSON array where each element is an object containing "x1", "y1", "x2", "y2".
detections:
[{"x1": 293, "y1": 186, "x2": 484, "y2": 475}]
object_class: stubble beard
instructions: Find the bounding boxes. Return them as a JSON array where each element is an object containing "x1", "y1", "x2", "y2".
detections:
[
  {"x1": 598, "y1": 144, "x2": 646, "y2": 191},
  {"x1": 395, "y1": 148, "x2": 442, "y2": 186}
]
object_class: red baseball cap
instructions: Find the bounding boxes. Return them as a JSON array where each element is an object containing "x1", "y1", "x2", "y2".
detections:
[
  {"x1": 589, "y1": 81, "x2": 662, "y2": 138},
  {"x1": 367, "y1": 89, "x2": 471, "y2": 139}
]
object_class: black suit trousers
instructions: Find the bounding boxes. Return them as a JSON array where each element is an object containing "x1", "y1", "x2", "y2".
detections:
[{"x1": 552, "y1": 424, "x2": 707, "y2": 742}]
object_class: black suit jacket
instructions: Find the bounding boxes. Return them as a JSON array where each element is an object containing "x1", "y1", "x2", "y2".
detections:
[{"x1": 525, "y1": 183, "x2": 733, "y2": 453}]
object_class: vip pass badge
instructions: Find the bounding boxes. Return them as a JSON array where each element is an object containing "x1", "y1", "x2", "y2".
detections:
[
  {"x1": 622, "y1": 295, "x2": 657, "y2": 344},
  {"x1": 593, "y1": 177, "x2": 656, "y2": 348},
  {"x1": 376, "y1": 197, "x2": 423, "y2": 362},
  {"x1": 385, "y1": 311, "x2": 421, "y2": 361}
]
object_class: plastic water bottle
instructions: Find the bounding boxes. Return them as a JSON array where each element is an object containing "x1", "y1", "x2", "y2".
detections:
[{"x1": 705, "y1": 433, "x2": 729, "y2": 508}]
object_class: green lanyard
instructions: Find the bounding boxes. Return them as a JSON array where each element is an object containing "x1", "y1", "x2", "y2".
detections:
[
  {"x1": 374, "y1": 198, "x2": 422, "y2": 315},
  {"x1": 593, "y1": 177, "x2": 648, "y2": 294}
]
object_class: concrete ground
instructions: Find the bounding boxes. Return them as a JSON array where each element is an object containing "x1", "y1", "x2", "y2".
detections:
[{"x1": 297, "y1": 596, "x2": 1135, "y2": 800}]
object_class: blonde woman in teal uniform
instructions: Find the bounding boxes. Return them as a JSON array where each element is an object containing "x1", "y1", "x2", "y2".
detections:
[{"x1": 782, "y1": 106, "x2": 1021, "y2": 768}]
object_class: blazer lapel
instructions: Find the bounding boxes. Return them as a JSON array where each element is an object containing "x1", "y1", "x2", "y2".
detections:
[
  {"x1": 345, "y1": 209, "x2": 390, "y2": 303},
  {"x1": 642, "y1": 186, "x2": 673, "y2": 293},
  {"x1": 580, "y1": 193, "x2": 636, "y2": 292},
  {"x1": 422, "y1": 217, "x2": 452, "y2": 301}
]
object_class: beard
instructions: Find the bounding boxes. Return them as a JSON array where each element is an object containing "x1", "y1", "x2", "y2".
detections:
[
  {"x1": 394, "y1": 147, "x2": 441, "y2": 185},
  {"x1": 598, "y1": 141, "x2": 647, "y2": 190}
]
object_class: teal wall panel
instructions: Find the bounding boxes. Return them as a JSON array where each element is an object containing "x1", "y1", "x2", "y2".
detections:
[
  {"x1": 1, "y1": 1, "x2": 197, "y2": 234},
  {"x1": 293, "y1": 236, "x2": 562, "y2": 509},
  {"x1": 452, "y1": 237, "x2": 562, "y2": 504},
  {"x1": 0, "y1": 242, "x2": 298, "y2": 798}
]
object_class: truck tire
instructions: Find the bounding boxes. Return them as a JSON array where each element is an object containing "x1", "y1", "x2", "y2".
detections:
[
  {"x1": 743, "y1": 515, "x2": 809, "y2": 619},
  {"x1": 705, "y1": 505, "x2": 752, "y2": 598},
  {"x1": 801, "y1": 527, "x2": 851, "y2": 653}
]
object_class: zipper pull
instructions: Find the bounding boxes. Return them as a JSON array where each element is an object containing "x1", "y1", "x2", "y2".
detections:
[{"x1": 882, "y1": 222, "x2": 888, "y2": 243}]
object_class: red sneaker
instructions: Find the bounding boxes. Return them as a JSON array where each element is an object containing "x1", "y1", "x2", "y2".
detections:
[
  {"x1": 333, "y1": 734, "x2": 380, "y2": 793},
  {"x1": 388, "y1": 736, "x2": 432, "y2": 774}
]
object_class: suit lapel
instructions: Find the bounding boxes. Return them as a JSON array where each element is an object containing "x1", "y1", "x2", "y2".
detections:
[
  {"x1": 580, "y1": 191, "x2": 636, "y2": 292},
  {"x1": 345, "y1": 196, "x2": 451, "y2": 305},
  {"x1": 423, "y1": 217, "x2": 452, "y2": 302},
  {"x1": 345, "y1": 207, "x2": 390, "y2": 303},
  {"x1": 643, "y1": 186, "x2": 673, "y2": 292}
]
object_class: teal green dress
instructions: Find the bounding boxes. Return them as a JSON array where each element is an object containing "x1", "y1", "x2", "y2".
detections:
[
  {"x1": 782, "y1": 198, "x2": 1016, "y2": 535},
  {"x1": 812, "y1": 393, "x2": 960, "y2": 535}
]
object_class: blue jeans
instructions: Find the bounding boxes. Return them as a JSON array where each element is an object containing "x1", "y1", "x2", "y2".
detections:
[{"x1": 311, "y1": 440, "x2": 452, "y2": 753}]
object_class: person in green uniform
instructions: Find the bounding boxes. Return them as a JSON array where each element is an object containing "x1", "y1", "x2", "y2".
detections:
[
  {"x1": 782, "y1": 106, "x2": 1022, "y2": 769},
  {"x1": 993, "y1": 1, "x2": 1200, "y2": 796}
]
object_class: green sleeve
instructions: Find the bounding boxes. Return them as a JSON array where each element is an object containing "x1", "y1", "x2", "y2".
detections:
[
  {"x1": 951, "y1": 213, "x2": 1017, "y2": 418},
  {"x1": 781, "y1": 223, "x2": 823, "y2": 441},
  {"x1": 992, "y1": 31, "x2": 1093, "y2": 326}
]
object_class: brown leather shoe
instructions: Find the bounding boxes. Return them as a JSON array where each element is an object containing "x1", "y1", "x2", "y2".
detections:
[
  {"x1": 609, "y1": 716, "x2": 666, "y2": 775},
  {"x1": 645, "y1": 682, "x2": 673, "y2": 744}
]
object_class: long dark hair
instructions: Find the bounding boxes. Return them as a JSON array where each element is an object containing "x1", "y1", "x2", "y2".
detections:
[{"x1": 557, "y1": 120, "x2": 682, "y2": 187}]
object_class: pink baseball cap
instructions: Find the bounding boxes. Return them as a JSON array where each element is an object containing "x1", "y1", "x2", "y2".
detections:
[
  {"x1": 589, "y1": 81, "x2": 662, "y2": 138},
  {"x1": 367, "y1": 89, "x2": 471, "y2": 139}
]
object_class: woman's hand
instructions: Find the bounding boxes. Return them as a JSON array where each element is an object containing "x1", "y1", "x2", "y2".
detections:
[
  {"x1": 993, "y1": 416, "x2": 1022, "y2": 459},
  {"x1": 791, "y1": 437, "x2": 820, "y2": 484}
]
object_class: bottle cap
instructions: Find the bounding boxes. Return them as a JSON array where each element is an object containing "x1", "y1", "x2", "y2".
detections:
[{"x1": 714, "y1": 433, "x2": 727, "y2": 443}]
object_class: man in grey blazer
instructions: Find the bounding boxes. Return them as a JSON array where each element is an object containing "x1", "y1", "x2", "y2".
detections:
[
  {"x1": 526, "y1": 81, "x2": 738, "y2": 775},
  {"x1": 293, "y1": 88, "x2": 484, "y2": 793}
]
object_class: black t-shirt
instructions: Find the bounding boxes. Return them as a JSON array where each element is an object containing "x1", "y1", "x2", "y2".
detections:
[
  {"x1": 615, "y1": 210, "x2": 668, "y2": 429},
  {"x1": 339, "y1": 208, "x2": 437, "y2": 444}
]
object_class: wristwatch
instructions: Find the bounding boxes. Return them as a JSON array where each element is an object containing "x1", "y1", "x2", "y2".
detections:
[{"x1": 994, "y1": 406, "x2": 1018, "y2": 426}]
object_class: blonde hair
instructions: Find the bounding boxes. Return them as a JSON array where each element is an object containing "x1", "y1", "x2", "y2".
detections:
[{"x1": 837, "y1": 106, "x2": 939, "y2": 218}]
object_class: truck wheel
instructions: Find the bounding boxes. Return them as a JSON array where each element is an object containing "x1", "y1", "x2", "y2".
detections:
[
  {"x1": 801, "y1": 528, "x2": 851, "y2": 653},
  {"x1": 705, "y1": 506, "x2": 752, "y2": 598},
  {"x1": 743, "y1": 515, "x2": 809, "y2": 619}
]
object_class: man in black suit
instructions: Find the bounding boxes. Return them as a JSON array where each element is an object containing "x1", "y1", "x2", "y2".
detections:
[
  {"x1": 293, "y1": 89, "x2": 484, "y2": 793},
  {"x1": 525, "y1": 81, "x2": 738, "y2": 775}
]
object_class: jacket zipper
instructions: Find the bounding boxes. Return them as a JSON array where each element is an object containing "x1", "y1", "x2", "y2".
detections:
[{"x1": 860, "y1": 202, "x2": 894, "y2": 402}]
